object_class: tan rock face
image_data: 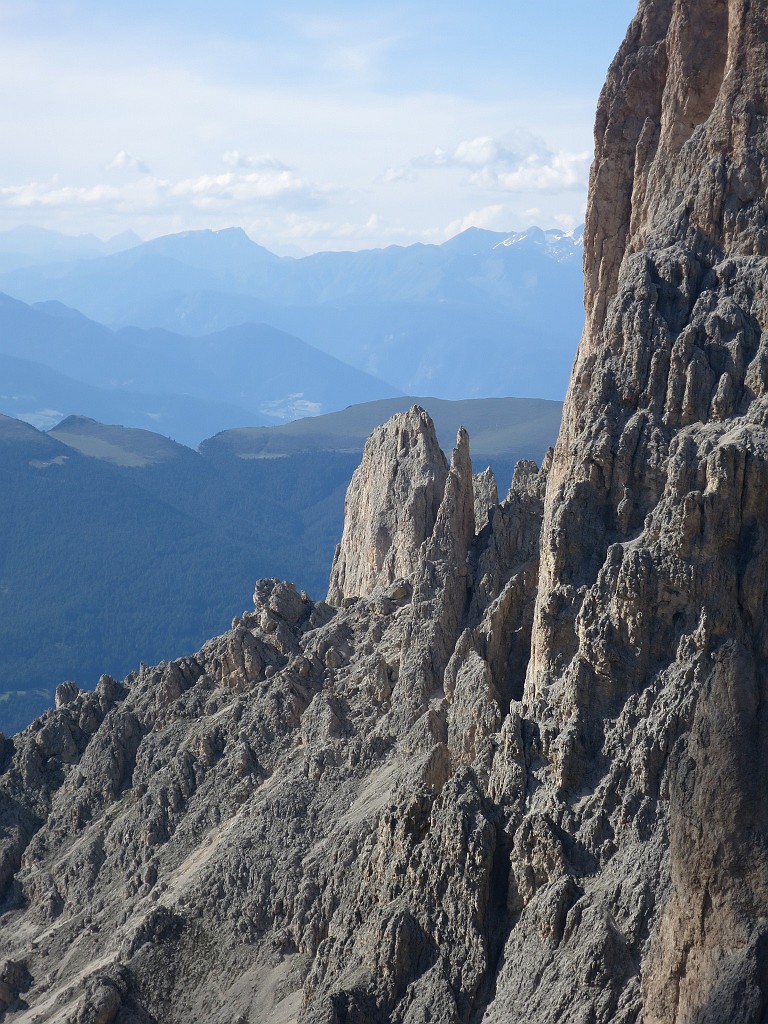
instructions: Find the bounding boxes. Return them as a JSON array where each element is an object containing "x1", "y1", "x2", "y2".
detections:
[
  {"x1": 472, "y1": 468, "x2": 498, "y2": 533},
  {"x1": 527, "y1": 0, "x2": 768, "y2": 1019},
  {"x1": 1, "y1": 4, "x2": 767, "y2": 1023},
  {"x1": 327, "y1": 407, "x2": 448, "y2": 604}
]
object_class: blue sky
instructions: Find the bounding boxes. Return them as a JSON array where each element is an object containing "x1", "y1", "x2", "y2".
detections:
[{"x1": 0, "y1": 1, "x2": 638, "y2": 252}]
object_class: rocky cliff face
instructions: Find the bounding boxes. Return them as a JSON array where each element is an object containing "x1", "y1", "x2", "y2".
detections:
[
  {"x1": 527, "y1": 1, "x2": 768, "y2": 1018},
  {"x1": 1, "y1": 2, "x2": 767, "y2": 1022},
  {"x1": 327, "y1": 407, "x2": 449, "y2": 606}
]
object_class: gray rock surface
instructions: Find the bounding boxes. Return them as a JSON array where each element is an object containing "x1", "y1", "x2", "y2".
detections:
[
  {"x1": 472, "y1": 468, "x2": 498, "y2": 533},
  {"x1": 2, "y1": 2, "x2": 768, "y2": 1022},
  {"x1": 327, "y1": 407, "x2": 448, "y2": 605}
]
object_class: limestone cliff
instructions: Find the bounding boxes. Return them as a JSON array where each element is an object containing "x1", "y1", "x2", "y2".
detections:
[
  {"x1": 1, "y1": 2, "x2": 767, "y2": 1022},
  {"x1": 327, "y1": 407, "x2": 449, "y2": 606},
  {"x1": 527, "y1": 0, "x2": 768, "y2": 1017}
]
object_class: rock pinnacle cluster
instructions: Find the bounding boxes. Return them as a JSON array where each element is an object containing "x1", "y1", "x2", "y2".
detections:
[{"x1": 2, "y1": 1, "x2": 768, "y2": 1021}]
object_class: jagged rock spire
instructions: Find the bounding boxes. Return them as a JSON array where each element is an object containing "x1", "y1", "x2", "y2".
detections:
[{"x1": 327, "y1": 406, "x2": 448, "y2": 604}]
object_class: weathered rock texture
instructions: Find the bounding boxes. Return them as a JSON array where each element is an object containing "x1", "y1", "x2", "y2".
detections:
[
  {"x1": 524, "y1": 2, "x2": 768, "y2": 1019},
  {"x1": 2, "y1": 2, "x2": 768, "y2": 1022},
  {"x1": 0, "y1": 420, "x2": 548, "y2": 1024},
  {"x1": 327, "y1": 407, "x2": 449, "y2": 605}
]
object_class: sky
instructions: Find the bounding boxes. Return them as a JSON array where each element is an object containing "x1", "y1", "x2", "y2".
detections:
[{"x1": 0, "y1": 1, "x2": 638, "y2": 253}]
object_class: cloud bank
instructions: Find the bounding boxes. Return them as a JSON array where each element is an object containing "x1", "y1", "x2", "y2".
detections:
[{"x1": 411, "y1": 134, "x2": 590, "y2": 194}]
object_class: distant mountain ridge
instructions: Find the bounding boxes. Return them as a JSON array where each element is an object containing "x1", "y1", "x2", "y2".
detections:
[
  {"x1": 0, "y1": 225, "x2": 141, "y2": 274},
  {"x1": 0, "y1": 223, "x2": 585, "y2": 401},
  {"x1": 0, "y1": 292, "x2": 401, "y2": 444},
  {"x1": 441, "y1": 223, "x2": 583, "y2": 257}
]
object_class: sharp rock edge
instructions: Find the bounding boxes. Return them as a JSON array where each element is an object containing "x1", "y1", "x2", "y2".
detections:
[{"x1": 2, "y1": 2, "x2": 768, "y2": 1021}]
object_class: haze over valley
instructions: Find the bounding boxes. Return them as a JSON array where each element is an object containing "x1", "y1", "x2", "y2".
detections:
[
  {"x1": 0, "y1": 222, "x2": 583, "y2": 441},
  {"x1": 0, "y1": 213, "x2": 582, "y2": 733}
]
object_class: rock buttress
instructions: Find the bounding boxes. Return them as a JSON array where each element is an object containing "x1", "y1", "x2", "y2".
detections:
[
  {"x1": 525, "y1": 1, "x2": 768, "y2": 1020},
  {"x1": 327, "y1": 406, "x2": 449, "y2": 605}
]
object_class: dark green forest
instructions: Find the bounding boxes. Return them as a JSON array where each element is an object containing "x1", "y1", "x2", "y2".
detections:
[{"x1": 0, "y1": 429, "x2": 359, "y2": 732}]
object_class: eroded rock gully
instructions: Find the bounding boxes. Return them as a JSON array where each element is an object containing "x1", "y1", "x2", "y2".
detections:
[{"x1": 1, "y1": 1, "x2": 767, "y2": 1021}]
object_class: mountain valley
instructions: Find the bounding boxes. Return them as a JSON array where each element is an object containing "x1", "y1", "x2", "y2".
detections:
[{"x1": 0, "y1": 397, "x2": 560, "y2": 734}]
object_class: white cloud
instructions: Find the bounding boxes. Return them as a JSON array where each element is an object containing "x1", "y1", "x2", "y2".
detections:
[
  {"x1": 0, "y1": 165, "x2": 328, "y2": 215},
  {"x1": 411, "y1": 133, "x2": 590, "y2": 195},
  {"x1": 413, "y1": 133, "x2": 535, "y2": 170},
  {"x1": 417, "y1": 135, "x2": 528, "y2": 168},
  {"x1": 442, "y1": 204, "x2": 509, "y2": 238},
  {"x1": 484, "y1": 151, "x2": 591, "y2": 193},
  {"x1": 169, "y1": 169, "x2": 320, "y2": 205},
  {"x1": 454, "y1": 136, "x2": 511, "y2": 167},
  {"x1": 413, "y1": 146, "x2": 447, "y2": 169},
  {"x1": 106, "y1": 150, "x2": 151, "y2": 174},
  {"x1": 553, "y1": 212, "x2": 580, "y2": 232},
  {"x1": 222, "y1": 150, "x2": 291, "y2": 172},
  {"x1": 0, "y1": 180, "x2": 123, "y2": 208},
  {"x1": 273, "y1": 211, "x2": 419, "y2": 252},
  {"x1": 379, "y1": 166, "x2": 416, "y2": 185}
]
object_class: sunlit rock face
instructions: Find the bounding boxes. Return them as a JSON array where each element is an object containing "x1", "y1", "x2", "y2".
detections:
[
  {"x1": 526, "y1": 1, "x2": 768, "y2": 1019},
  {"x1": 1, "y1": 3, "x2": 768, "y2": 1023},
  {"x1": 327, "y1": 406, "x2": 450, "y2": 606}
]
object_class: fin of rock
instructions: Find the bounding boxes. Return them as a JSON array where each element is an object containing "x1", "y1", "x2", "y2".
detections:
[
  {"x1": 396, "y1": 426, "x2": 476, "y2": 712},
  {"x1": 327, "y1": 406, "x2": 448, "y2": 605},
  {"x1": 472, "y1": 466, "x2": 498, "y2": 533}
]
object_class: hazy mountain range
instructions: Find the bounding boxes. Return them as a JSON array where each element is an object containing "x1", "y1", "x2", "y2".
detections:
[
  {"x1": 0, "y1": 292, "x2": 400, "y2": 443},
  {"x1": 0, "y1": 224, "x2": 584, "y2": 432},
  {"x1": 0, "y1": 222, "x2": 577, "y2": 726},
  {"x1": 0, "y1": 225, "x2": 141, "y2": 272}
]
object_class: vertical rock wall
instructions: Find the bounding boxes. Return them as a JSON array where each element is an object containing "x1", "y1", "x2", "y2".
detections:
[
  {"x1": 527, "y1": 0, "x2": 768, "y2": 1019},
  {"x1": 1, "y1": 3, "x2": 767, "y2": 1023}
]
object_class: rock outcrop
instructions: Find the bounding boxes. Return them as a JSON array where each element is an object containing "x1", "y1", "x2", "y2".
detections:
[
  {"x1": 327, "y1": 407, "x2": 449, "y2": 605},
  {"x1": 0, "y1": 410, "x2": 548, "y2": 1024},
  {"x1": 525, "y1": 1, "x2": 768, "y2": 1018},
  {"x1": 1, "y1": 2, "x2": 768, "y2": 1022}
]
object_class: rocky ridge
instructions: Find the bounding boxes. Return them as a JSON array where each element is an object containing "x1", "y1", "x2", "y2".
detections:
[
  {"x1": 2, "y1": 1, "x2": 768, "y2": 1022},
  {"x1": 0, "y1": 411, "x2": 549, "y2": 1024}
]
